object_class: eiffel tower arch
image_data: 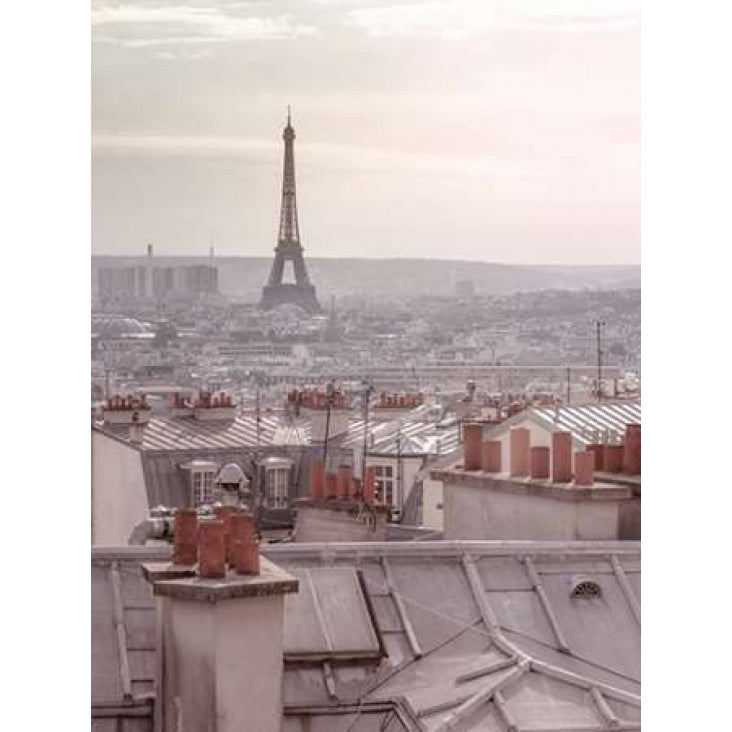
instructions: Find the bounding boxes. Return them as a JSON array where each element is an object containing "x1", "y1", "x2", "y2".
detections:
[{"x1": 259, "y1": 109, "x2": 322, "y2": 314}]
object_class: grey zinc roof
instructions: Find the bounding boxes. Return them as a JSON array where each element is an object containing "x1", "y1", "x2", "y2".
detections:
[
  {"x1": 94, "y1": 413, "x2": 312, "y2": 450},
  {"x1": 342, "y1": 418, "x2": 461, "y2": 458},
  {"x1": 92, "y1": 541, "x2": 640, "y2": 730},
  {"x1": 94, "y1": 409, "x2": 460, "y2": 458},
  {"x1": 91, "y1": 556, "x2": 156, "y2": 731},
  {"x1": 529, "y1": 401, "x2": 641, "y2": 446}
]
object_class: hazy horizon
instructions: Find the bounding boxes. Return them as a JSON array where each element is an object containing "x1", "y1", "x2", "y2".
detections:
[
  {"x1": 92, "y1": 0, "x2": 640, "y2": 264},
  {"x1": 92, "y1": 253, "x2": 640, "y2": 268}
]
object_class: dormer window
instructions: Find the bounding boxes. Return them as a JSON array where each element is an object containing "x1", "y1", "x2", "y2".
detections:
[
  {"x1": 193, "y1": 470, "x2": 215, "y2": 506},
  {"x1": 181, "y1": 460, "x2": 220, "y2": 507},
  {"x1": 259, "y1": 457, "x2": 293, "y2": 509}
]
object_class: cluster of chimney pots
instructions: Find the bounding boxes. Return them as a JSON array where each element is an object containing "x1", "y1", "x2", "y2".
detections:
[
  {"x1": 376, "y1": 392, "x2": 424, "y2": 408},
  {"x1": 172, "y1": 506, "x2": 259, "y2": 579},
  {"x1": 195, "y1": 390, "x2": 235, "y2": 409},
  {"x1": 287, "y1": 389, "x2": 348, "y2": 409},
  {"x1": 307, "y1": 461, "x2": 378, "y2": 504},
  {"x1": 462, "y1": 422, "x2": 641, "y2": 485},
  {"x1": 106, "y1": 394, "x2": 150, "y2": 411}
]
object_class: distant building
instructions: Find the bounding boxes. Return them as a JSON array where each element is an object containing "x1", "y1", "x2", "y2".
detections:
[{"x1": 97, "y1": 249, "x2": 219, "y2": 305}]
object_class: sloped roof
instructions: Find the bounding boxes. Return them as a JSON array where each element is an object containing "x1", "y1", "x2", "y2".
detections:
[
  {"x1": 488, "y1": 401, "x2": 641, "y2": 449},
  {"x1": 531, "y1": 402, "x2": 641, "y2": 445},
  {"x1": 94, "y1": 408, "x2": 460, "y2": 458},
  {"x1": 342, "y1": 418, "x2": 461, "y2": 458},
  {"x1": 92, "y1": 541, "x2": 640, "y2": 730},
  {"x1": 94, "y1": 414, "x2": 312, "y2": 451}
]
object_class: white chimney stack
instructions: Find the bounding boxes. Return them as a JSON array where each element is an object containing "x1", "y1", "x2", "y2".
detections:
[{"x1": 150, "y1": 556, "x2": 298, "y2": 732}]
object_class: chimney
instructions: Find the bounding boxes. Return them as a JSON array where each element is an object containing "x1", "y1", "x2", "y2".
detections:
[
  {"x1": 530, "y1": 446, "x2": 550, "y2": 480},
  {"x1": 231, "y1": 512, "x2": 259, "y2": 575},
  {"x1": 586, "y1": 443, "x2": 605, "y2": 472},
  {"x1": 363, "y1": 467, "x2": 376, "y2": 504},
  {"x1": 150, "y1": 522, "x2": 298, "y2": 732},
  {"x1": 172, "y1": 509, "x2": 197, "y2": 566},
  {"x1": 198, "y1": 520, "x2": 226, "y2": 579},
  {"x1": 309, "y1": 460, "x2": 324, "y2": 499},
  {"x1": 214, "y1": 506, "x2": 237, "y2": 566},
  {"x1": 324, "y1": 473, "x2": 337, "y2": 499},
  {"x1": 623, "y1": 424, "x2": 641, "y2": 475},
  {"x1": 551, "y1": 431, "x2": 573, "y2": 483},
  {"x1": 462, "y1": 423, "x2": 483, "y2": 470},
  {"x1": 509, "y1": 428, "x2": 530, "y2": 477},
  {"x1": 574, "y1": 452, "x2": 595, "y2": 486},
  {"x1": 482, "y1": 440, "x2": 502, "y2": 473},
  {"x1": 604, "y1": 444, "x2": 625, "y2": 473},
  {"x1": 129, "y1": 421, "x2": 145, "y2": 445},
  {"x1": 349, "y1": 477, "x2": 361, "y2": 498},
  {"x1": 336, "y1": 465, "x2": 351, "y2": 498}
]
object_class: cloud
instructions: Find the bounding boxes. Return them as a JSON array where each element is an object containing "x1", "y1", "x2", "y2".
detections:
[
  {"x1": 91, "y1": 4, "x2": 317, "y2": 44},
  {"x1": 345, "y1": 0, "x2": 639, "y2": 38}
]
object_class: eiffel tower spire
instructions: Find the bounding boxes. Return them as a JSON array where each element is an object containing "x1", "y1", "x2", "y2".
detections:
[{"x1": 259, "y1": 109, "x2": 321, "y2": 313}]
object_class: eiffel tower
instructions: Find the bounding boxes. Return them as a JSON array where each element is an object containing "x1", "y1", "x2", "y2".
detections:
[{"x1": 259, "y1": 109, "x2": 322, "y2": 314}]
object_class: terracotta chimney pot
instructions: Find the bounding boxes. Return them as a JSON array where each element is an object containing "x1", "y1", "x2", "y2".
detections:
[
  {"x1": 574, "y1": 451, "x2": 595, "y2": 486},
  {"x1": 482, "y1": 440, "x2": 502, "y2": 473},
  {"x1": 551, "y1": 431, "x2": 573, "y2": 483},
  {"x1": 324, "y1": 473, "x2": 337, "y2": 499},
  {"x1": 530, "y1": 446, "x2": 550, "y2": 480},
  {"x1": 310, "y1": 460, "x2": 325, "y2": 499},
  {"x1": 336, "y1": 465, "x2": 351, "y2": 498},
  {"x1": 586, "y1": 443, "x2": 605, "y2": 472},
  {"x1": 604, "y1": 444, "x2": 625, "y2": 473},
  {"x1": 197, "y1": 520, "x2": 226, "y2": 579},
  {"x1": 463, "y1": 423, "x2": 483, "y2": 471},
  {"x1": 363, "y1": 467, "x2": 376, "y2": 504},
  {"x1": 213, "y1": 506, "x2": 237, "y2": 566},
  {"x1": 623, "y1": 424, "x2": 641, "y2": 475},
  {"x1": 172, "y1": 508, "x2": 198, "y2": 566},
  {"x1": 509, "y1": 427, "x2": 530, "y2": 477}
]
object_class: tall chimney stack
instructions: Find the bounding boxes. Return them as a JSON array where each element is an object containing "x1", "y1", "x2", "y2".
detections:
[
  {"x1": 150, "y1": 534, "x2": 298, "y2": 732},
  {"x1": 462, "y1": 423, "x2": 483, "y2": 470},
  {"x1": 623, "y1": 424, "x2": 641, "y2": 475},
  {"x1": 509, "y1": 428, "x2": 530, "y2": 477},
  {"x1": 551, "y1": 431, "x2": 573, "y2": 483}
]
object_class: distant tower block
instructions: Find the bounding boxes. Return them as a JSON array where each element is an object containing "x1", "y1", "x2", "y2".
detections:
[{"x1": 259, "y1": 109, "x2": 322, "y2": 314}]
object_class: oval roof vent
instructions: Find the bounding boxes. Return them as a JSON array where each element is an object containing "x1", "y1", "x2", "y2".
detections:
[{"x1": 570, "y1": 576, "x2": 602, "y2": 599}]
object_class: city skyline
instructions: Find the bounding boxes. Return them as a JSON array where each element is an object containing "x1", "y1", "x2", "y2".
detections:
[{"x1": 92, "y1": 0, "x2": 640, "y2": 263}]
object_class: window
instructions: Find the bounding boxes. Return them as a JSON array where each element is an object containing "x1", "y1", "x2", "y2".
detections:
[
  {"x1": 192, "y1": 471, "x2": 215, "y2": 506},
  {"x1": 374, "y1": 465, "x2": 394, "y2": 507},
  {"x1": 570, "y1": 577, "x2": 602, "y2": 599},
  {"x1": 267, "y1": 467, "x2": 290, "y2": 509}
]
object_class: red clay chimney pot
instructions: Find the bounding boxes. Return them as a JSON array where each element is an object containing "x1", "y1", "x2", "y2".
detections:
[
  {"x1": 509, "y1": 428, "x2": 530, "y2": 477},
  {"x1": 530, "y1": 446, "x2": 550, "y2": 480},
  {"x1": 197, "y1": 520, "x2": 226, "y2": 579},
  {"x1": 551, "y1": 431, "x2": 573, "y2": 483},
  {"x1": 574, "y1": 451, "x2": 595, "y2": 486},
  {"x1": 463, "y1": 423, "x2": 483, "y2": 471},
  {"x1": 172, "y1": 508, "x2": 198, "y2": 566},
  {"x1": 482, "y1": 440, "x2": 502, "y2": 473}
]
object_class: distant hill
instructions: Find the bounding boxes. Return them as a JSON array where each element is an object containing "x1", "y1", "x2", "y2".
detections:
[{"x1": 91, "y1": 256, "x2": 640, "y2": 301}]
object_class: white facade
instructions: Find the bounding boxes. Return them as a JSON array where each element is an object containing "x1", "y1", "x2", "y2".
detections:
[
  {"x1": 91, "y1": 431, "x2": 149, "y2": 545},
  {"x1": 363, "y1": 454, "x2": 422, "y2": 514},
  {"x1": 421, "y1": 476, "x2": 445, "y2": 530}
]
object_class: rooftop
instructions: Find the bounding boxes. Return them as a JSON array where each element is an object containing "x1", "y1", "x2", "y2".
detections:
[
  {"x1": 92, "y1": 540, "x2": 640, "y2": 731},
  {"x1": 514, "y1": 402, "x2": 641, "y2": 447},
  {"x1": 93, "y1": 407, "x2": 461, "y2": 457}
]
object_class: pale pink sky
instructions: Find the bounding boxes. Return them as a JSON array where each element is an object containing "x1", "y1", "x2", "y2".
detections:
[{"x1": 92, "y1": 0, "x2": 640, "y2": 263}]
